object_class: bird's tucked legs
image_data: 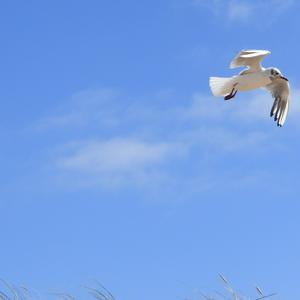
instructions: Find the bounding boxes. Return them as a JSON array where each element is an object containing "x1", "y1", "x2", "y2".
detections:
[
  {"x1": 224, "y1": 88, "x2": 237, "y2": 100},
  {"x1": 224, "y1": 83, "x2": 238, "y2": 100}
]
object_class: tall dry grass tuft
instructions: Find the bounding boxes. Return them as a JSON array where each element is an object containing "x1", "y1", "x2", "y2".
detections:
[
  {"x1": 0, "y1": 280, "x2": 115, "y2": 300},
  {"x1": 182, "y1": 275, "x2": 277, "y2": 300}
]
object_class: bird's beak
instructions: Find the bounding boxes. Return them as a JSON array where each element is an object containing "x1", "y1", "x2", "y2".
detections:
[{"x1": 280, "y1": 76, "x2": 289, "y2": 81}]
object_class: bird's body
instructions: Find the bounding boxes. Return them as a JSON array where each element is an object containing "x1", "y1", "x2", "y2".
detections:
[
  {"x1": 209, "y1": 49, "x2": 290, "y2": 127},
  {"x1": 233, "y1": 71, "x2": 272, "y2": 91},
  {"x1": 210, "y1": 71, "x2": 272, "y2": 96}
]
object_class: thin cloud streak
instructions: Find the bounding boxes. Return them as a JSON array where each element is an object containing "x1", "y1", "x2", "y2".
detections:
[
  {"x1": 58, "y1": 138, "x2": 183, "y2": 172},
  {"x1": 55, "y1": 138, "x2": 187, "y2": 188},
  {"x1": 190, "y1": 0, "x2": 295, "y2": 24},
  {"x1": 228, "y1": 1, "x2": 252, "y2": 21}
]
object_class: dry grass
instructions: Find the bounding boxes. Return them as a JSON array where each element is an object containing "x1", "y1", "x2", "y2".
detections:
[{"x1": 0, "y1": 280, "x2": 115, "y2": 300}]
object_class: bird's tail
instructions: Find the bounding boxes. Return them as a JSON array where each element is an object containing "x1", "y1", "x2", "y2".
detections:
[{"x1": 209, "y1": 77, "x2": 235, "y2": 96}]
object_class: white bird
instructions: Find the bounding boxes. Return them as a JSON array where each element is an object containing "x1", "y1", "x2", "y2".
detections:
[{"x1": 209, "y1": 50, "x2": 290, "y2": 127}]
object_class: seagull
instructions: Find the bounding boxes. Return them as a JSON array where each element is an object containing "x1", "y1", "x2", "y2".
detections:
[{"x1": 209, "y1": 50, "x2": 290, "y2": 127}]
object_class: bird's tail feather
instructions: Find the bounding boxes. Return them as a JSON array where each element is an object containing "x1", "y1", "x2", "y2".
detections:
[{"x1": 209, "y1": 77, "x2": 235, "y2": 97}]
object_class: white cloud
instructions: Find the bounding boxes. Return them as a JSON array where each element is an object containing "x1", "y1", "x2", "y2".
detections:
[
  {"x1": 39, "y1": 88, "x2": 285, "y2": 132},
  {"x1": 290, "y1": 89, "x2": 300, "y2": 115},
  {"x1": 190, "y1": 0, "x2": 294, "y2": 23},
  {"x1": 37, "y1": 113, "x2": 86, "y2": 129},
  {"x1": 35, "y1": 88, "x2": 120, "y2": 130},
  {"x1": 188, "y1": 88, "x2": 299, "y2": 127},
  {"x1": 59, "y1": 139, "x2": 180, "y2": 173},
  {"x1": 184, "y1": 126, "x2": 268, "y2": 152},
  {"x1": 37, "y1": 85, "x2": 299, "y2": 192},
  {"x1": 181, "y1": 91, "x2": 273, "y2": 123},
  {"x1": 231, "y1": 92, "x2": 272, "y2": 121},
  {"x1": 228, "y1": 1, "x2": 252, "y2": 21},
  {"x1": 56, "y1": 138, "x2": 186, "y2": 187}
]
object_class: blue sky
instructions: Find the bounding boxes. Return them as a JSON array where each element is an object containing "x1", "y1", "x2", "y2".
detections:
[{"x1": 1, "y1": 0, "x2": 300, "y2": 300}]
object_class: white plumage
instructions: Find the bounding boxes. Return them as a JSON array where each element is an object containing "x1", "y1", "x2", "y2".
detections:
[
  {"x1": 230, "y1": 50, "x2": 270, "y2": 72},
  {"x1": 209, "y1": 49, "x2": 290, "y2": 127},
  {"x1": 267, "y1": 77, "x2": 290, "y2": 127}
]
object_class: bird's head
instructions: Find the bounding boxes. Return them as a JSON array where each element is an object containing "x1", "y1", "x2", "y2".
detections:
[{"x1": 267, "y1": 67, "x2": 288, "y2": 81}]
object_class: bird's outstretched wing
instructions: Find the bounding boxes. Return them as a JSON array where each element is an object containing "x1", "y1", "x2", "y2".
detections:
[
  {"x1": 266, "y1": 77, "x2": 290, "y2": 127},
  {"x1": 230, "y1": 50, "x2": 271, "y2": 73}
]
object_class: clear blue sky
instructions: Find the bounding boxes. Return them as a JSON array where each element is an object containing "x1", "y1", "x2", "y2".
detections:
[{"x1": 1, "y1": 1, "x2": 300, "y2": 300}]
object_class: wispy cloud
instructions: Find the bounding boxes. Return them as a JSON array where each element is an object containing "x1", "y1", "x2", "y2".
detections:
[
  {"x1": 35, "y1": 85, "x2": 294, "y2": 194},
  {"x1": 59, "y1": 139, "x2": 171, "y2": 172},
  {"x1": 190, "y1": 0, "x2": 294, "y2": 23},
  {"x1": 228, "y1": 1, "x2": 252, "y2": 21},
  {"x1": 56, "y1": 138, "x2": 186, "y2": 187},
  {"x1": 35, "y1": 88, "x2": 120, "y2": 130}
]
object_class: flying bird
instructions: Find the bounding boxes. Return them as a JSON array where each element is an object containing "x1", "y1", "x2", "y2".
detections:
[{"x1": 209, "y1": 50, "x2": 290, "y2": 127}]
